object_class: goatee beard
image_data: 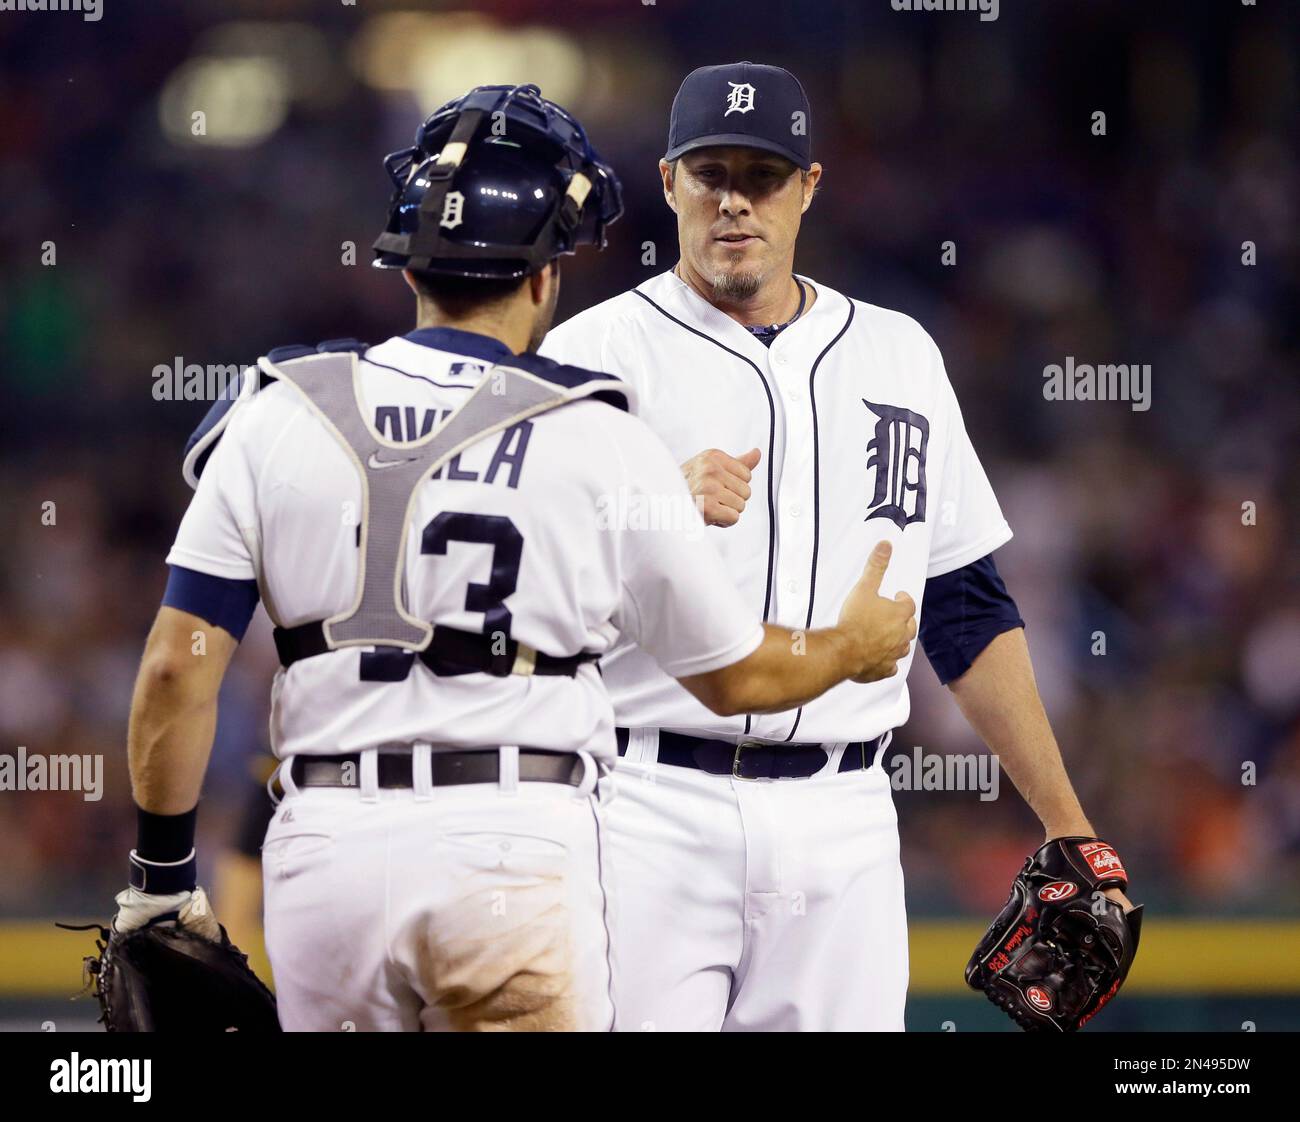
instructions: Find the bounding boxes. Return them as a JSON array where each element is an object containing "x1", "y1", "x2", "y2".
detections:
[{"x1": 709, "y1": 270, "x2": 763, "y2": 303}]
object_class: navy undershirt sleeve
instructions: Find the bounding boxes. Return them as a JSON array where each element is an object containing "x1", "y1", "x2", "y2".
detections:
[
  {"x1": 161, "y1": 564, "x2": 260, "y2": 641},
  {"x1": 920, "y1": 553, "x2": 1024, "y2": 685}
]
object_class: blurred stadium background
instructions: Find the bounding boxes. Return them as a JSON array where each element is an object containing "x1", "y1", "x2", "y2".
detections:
[{"x1": 1, "y1": 0, "x2": 1297, "y2": 1031}]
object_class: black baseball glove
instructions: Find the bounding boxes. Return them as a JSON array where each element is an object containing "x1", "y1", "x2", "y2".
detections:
[
  {"x1": 965, "y1": 836, "x2": 1143, "y2": 1031},
  {"x1": 63, "y1": 894, "x2": 280, "y2": 1032}
]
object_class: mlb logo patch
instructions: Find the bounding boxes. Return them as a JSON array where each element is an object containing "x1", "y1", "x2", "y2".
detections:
[{"x1": 1078, "y1": 840, "x2": 1126, "y2": 880}]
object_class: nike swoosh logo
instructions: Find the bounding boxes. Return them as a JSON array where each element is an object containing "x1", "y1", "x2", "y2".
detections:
[{"x1": 367, "y1": 452, "x2": 417, "y2": 470}]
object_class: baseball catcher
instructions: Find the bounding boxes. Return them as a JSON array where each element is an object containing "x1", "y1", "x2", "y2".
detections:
[{"x1": 965, "y1": 836, "x2": 1143, "y2": 1031}]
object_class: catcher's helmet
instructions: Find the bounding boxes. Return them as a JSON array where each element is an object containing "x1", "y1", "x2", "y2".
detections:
[{"x1": 373, "y1": 84, "x2": 623, "y2": 279}]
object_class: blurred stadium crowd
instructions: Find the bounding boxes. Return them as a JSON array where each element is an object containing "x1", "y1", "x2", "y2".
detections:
[{"x1": 0, "y1": 0, "x2": 1296, "y2": 931}]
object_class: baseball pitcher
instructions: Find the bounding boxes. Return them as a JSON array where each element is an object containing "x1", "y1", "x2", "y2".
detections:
[
  {"x1": 102, "y1": 84, "x2": 916, "y2": 1032},
  {"x1": 540, "y1": 62, "x2": 1142, "y2": 1032}
]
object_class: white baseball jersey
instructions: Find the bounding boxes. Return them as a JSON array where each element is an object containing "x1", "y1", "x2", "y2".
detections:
[
  {"x1": 167, "y1": 327, "x2": 763, "y2": 761},
  {"x1": 540, "y1": 270, "x2": 1012, "y2": 743}
]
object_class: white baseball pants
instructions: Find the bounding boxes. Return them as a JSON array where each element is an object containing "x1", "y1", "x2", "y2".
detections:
[
  {"x1": 605, "y1": 737, "x2": 908, "y2": 1032},
  {"x1": 262, "y1": 748, "x2": 615, "y2": 1032}
]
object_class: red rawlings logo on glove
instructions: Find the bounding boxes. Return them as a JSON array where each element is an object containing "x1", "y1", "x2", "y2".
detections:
[
  {"x1": 1026, "y1": 986, "x2": 1054, "y2": 1011},
  {"x1": 1038, "y1": 880, "x2": 1079, "y2": 902},
  {"x1": 1077, "y1": 841, "x2": 1126, "y2": 881}
]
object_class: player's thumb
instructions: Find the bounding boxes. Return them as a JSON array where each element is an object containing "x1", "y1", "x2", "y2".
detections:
[
  {"x1": 179, "y1": 886, "x2": 222, "y2": 943},
  {"x1": 737, "y1": 447, "x2": 761, "y2": 471},
  {"x1": 861, "y1": 541, "x2": 892, "y2": 594}
]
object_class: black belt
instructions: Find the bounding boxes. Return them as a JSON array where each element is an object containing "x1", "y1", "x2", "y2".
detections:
[
  {"x1": 289, "y1": 749, "x2": 585, "y2": 789},
  {"x1": 273, "y1": 620, "x2": 599, "y2": 679},
  {"x1": 615, "y1": 728, "x2": 885, "y2": 780}
]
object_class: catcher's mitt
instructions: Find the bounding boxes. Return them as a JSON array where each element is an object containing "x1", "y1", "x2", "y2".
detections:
[
  {"x1": 965, "y1": 836, "x2": 1143, "y2": 1032},
  {"x1": 62, "y1": 918, "x2": 281, "y2": 1032}
]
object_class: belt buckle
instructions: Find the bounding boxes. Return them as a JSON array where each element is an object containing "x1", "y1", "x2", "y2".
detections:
[{"x1": 732, "y1": 739, "x2": 774, "y2": 781}]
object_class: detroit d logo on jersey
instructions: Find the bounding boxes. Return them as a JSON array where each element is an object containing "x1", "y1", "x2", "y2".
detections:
[
  {"x1": 724, "y1": 82, "x2": 756, "y2": 116},
  {"x1": 863, "y1": 400, "x2": 929, "y2": 530}
]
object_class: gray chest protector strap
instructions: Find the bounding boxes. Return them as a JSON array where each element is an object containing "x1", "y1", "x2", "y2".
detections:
[{"x1": 264, "y1": 351, "x2": 604, "y2": 676}]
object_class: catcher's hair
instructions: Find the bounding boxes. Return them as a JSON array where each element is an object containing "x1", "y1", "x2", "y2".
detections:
[{"x1": 406, "y1": 269, "x2": 529, "y2": 318}]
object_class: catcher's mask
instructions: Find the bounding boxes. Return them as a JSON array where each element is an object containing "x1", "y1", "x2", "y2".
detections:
[{"x1": 373, "y1": 84, "x2": 623, "y2": 279}]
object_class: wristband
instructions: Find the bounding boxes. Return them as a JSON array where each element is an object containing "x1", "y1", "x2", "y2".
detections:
[
  {"x1": 128, "y1": 849, "x2": 198, "y2": 893},
  {"x1": 131, "y1": 805, "x2": 198, "y2": 893}
]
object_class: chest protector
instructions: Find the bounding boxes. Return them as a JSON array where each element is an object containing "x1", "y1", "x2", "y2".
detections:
[{"x1": 247, "y1": 347, "x2": 629, "y2": 677}]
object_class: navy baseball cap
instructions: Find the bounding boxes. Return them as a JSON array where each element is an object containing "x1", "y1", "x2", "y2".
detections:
[{"x1": 664, "y1": 62, "x2": 812, "y2": 170}]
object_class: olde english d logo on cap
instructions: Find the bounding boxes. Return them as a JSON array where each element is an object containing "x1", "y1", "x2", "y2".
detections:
[{"x1": 724, "y1": 82, "x2": 756, "y2": 115}]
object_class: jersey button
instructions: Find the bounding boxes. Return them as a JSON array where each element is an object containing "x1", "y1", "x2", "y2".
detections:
[
  {"x1": 790, "y1": 505, "x2": 802, "y2": 518},
  {"x1": 786, "y1": 579, "x2": 798, "y2": 593}
]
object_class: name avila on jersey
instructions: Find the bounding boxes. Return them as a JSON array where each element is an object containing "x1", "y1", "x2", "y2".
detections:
[{"x1": 373, "y1": 405, "x2": 534, "y2": 489}]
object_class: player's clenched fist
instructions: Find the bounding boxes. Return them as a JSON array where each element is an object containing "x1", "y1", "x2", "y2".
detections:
[
  {"x1": 682, "y1": 447, "x2": 761, "y2": 527},
  {"x1": 837, "y1": 541, "x2": 918, "y2": 683}
]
